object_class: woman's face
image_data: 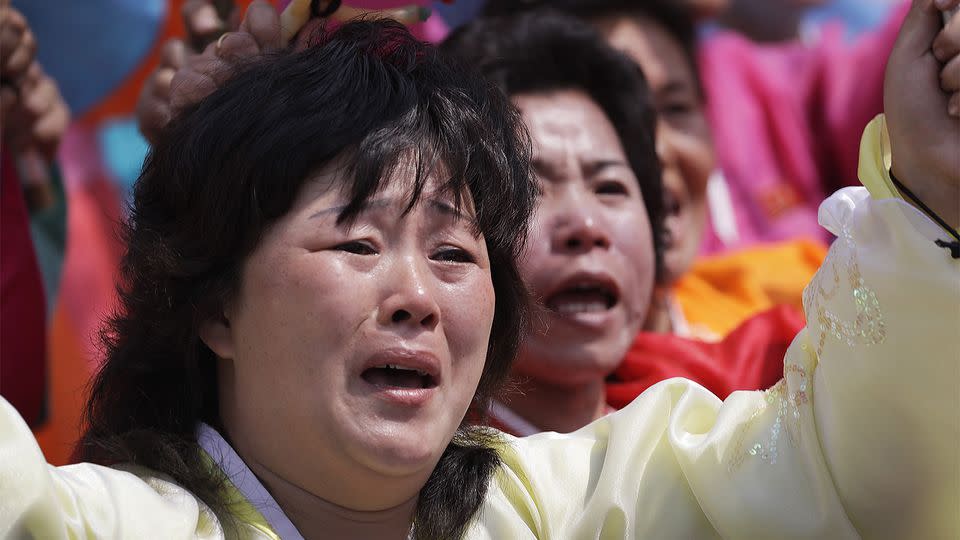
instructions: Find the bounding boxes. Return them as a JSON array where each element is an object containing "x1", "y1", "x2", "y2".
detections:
[
  {"x1": 597, "y1": 15, "x2": 716, "y2": 285},
  {"x1": 513, "y1": 90, "x2": 655, "y2": 386},
  {"x1": 203, "y1": 160, "x2": 494, "y2": 509}
]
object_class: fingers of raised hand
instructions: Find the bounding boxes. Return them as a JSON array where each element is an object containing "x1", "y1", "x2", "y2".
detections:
[
  {"x1": 182, "y1": 0, "x2": 229, "y2": 52},
  {"x1": 29, "y1": 81, "x2": 69, "y2": 159},
  {"x1": 169, "y1": 51, "x2": 227, "y2": 112},
  {"x1": 934, "y1": 0, "x2": 960, "y2": 13},
  {"x1": 239, "y1": 1, "x2": 281, "y2": 52},
  {"x1": 140, "y1": 2, "x2": 275, "y2": 141},
  {"x1": 137, "y1": 39, "x2": 188, "y2": 143},
  {"x1": 12, "y1": 65, "x2": 69, "y2": 158},
  {"x1": 934, "y1": 6, "x2": 960, "y2": 60},
  {"x1": 941, "y1": 55, "x2": 960, "y2": 90},
  {"x1": 933, "y1": 6, "x2": 960, "y2": 115},
  {"x1": 160, "y1": 39, "x2": 187, "y2": 71},
  {"x1": 0, "y1": 7, "x2": 35, "y2": 80},
  {"x1": 214, "y1": 31, "x2": 259, "y2": 61}
]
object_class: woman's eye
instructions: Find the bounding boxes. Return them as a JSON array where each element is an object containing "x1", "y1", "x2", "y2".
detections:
[
  {"x1": 662, "y1": 103, "x2": 693, "y2": 116},
  {"x1": 335, "y1": 241, "x2": 377, "y2": 255},
  {"x1": 433, "y1": 247, "x2": 475, "y2": 264},
  {"x1": 595, "y1": 181, "x2": 629, "y2": 196}
]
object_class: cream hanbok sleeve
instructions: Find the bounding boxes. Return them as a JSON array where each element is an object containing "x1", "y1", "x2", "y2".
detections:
[
  {"x1": 0, "y1": 392, "x2": 281, "y2": 539},
  {"x1": 470, "y1": 115, "x2": 960, "y2": 539}
]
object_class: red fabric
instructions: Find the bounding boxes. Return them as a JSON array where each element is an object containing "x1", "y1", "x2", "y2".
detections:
[
  {"x1": 606, "y1": 305, "x2": 804, "y2": 408},
  {"x1": 0, "y1": 150, "x2": 47, "y2": 425}
]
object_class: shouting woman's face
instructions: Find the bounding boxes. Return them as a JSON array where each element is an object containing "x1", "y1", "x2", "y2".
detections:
[
  {"x1": 202, "y1": 159, "x2": 495, "y2": 511},
  {"x1": 513, "y1": 89, "x2": 656, "y2": 386}
]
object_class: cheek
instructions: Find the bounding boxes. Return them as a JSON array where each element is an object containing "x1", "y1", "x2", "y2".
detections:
[
  {"x1": 613, "y1": 207, "x2": 656, "y2": 303},
  {"x1": 444, "y1": 275, "x2": 496, "y2": 358},
  {"x1": 517, "y1": 212, "x2": 552, "y2": 291},
  {"x1": 439, "y1": 273, "x2": 496, "y2": 404},
  {"x1": 232, "y1": 254, "x2": 364, "y2": 378},
  {"x1": 677, "y1": 135, "x2": 715, "y2": 197}
]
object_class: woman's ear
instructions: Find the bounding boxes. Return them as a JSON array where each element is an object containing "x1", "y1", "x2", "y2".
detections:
[{"x1": 199, "y1": 313, "x2": 235, "y2": 359}]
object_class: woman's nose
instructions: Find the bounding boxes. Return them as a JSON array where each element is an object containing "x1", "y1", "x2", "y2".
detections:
[
  {"x1": 377, "y1": 257, "x2": 440, "y2": 331},
  {"x1": 550, "y1": 198, "x2": 611, "y2": 254}
]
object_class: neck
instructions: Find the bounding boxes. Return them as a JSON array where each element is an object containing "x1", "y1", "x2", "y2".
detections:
[
  {"x1": 248, "y1": 457, "x2": 417, "y2": 540},
  {"x1": 506, "y1": 375, "x2": 607, "y2": 434},
  {"x1": 643, "y1": 288, "x2": 674, "y2": 334}
]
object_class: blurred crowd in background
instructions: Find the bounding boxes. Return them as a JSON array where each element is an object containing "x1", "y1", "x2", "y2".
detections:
[{"x1": 2, "y1": 0, "x2": 904, "y2": 464}]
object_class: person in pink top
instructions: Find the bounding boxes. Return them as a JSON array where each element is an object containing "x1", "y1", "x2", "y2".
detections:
[{"x1": 699, "y1": 1, "x2": 910, "y2": 252}]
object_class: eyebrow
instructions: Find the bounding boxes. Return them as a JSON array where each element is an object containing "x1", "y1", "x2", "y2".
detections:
[
  {"x1": 532, "y1": 158, "x2": 630, "y2": 180},
  {"x1": 309, "y1": 197, "x2": 473, "y2": 222},
  {"x1": 583, "y1": 159, "x2": 631, "y2": 177},
  {"x1": 657, "y1": 80, "x2": 695, "y2": 97}
]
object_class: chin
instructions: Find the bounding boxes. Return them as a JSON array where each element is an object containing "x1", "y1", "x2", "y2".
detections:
[
  {"x1": 517, "y1": 343, "x2": 624, "y2": 387},
  {"x1": 355, "y1": 422, "x2": 450, "y2": 475}
]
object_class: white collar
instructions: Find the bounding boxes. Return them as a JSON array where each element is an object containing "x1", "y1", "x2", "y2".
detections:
[
  {"x1": 196, "y1": 423, "x2": 304, "y2": 539},
  {"x1": 489, "y1": 401, "x2": 618, "y2": 437},
  {"x1": 488, "y1": 400, "x2": 542, "y2": 437}
]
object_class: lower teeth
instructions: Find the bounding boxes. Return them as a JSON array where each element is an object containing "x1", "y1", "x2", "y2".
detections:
[{"x1": 556, "y1": 302, "x2": 607, "y2": 314}]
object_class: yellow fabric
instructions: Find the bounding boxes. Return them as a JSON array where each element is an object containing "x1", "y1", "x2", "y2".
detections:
[
  {"x1": 858, "y1": 114, "x2": 898, "y2": 200},
  {"x1": 674, "y1": 239, "x2": 828, "y2": 339},
  {"x1": 2, "y1": 115, "x2": 958, "y2": 538},
  {"x1": 197, "y1": 451, "x2": 280, "y2": 540}
]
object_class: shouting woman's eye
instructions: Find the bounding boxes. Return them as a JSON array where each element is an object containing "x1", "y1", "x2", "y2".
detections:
[
  {"x1": 433, "y1": 247, "x2": 475, "y2": 264},
  {"x1": 595, "y1": 180, "x2": 629, "y2": 196},
  {"x1": 335, "y1": 241, "x2": 378, "y2": 255}
]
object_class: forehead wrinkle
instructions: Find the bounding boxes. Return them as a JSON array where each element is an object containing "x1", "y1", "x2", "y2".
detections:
[
  {"x1": 309, "y1": 198, "x2": 391, "y2": 220},
  {"x1": 532, "y1": 126, "x2": 588, "y2": 183}
]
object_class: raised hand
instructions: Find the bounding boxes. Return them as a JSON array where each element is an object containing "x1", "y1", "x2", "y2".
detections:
[
  {"x1": 136, "y1": 0, "x2": 281, "y2": 144},
  {"x1": 0, "y1": 0, "x2": 36, "y2": 127},
  {"x1": 182, "y1": 0, "x2": 240, "y2": 52},
  {"x1": 885, "y1": 0, "x2": 960, "y2": 229}
]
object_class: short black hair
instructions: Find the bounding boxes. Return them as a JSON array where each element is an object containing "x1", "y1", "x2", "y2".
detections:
[
  {"x1": 79, "y1": 19, "x2": 536, "y2": 540},
  {"x1": 443, "y1": 10, "x2": 666, "y2": 274},
  {"x1": 483, "y1": 0, "x2": 700, "y2": 94}
]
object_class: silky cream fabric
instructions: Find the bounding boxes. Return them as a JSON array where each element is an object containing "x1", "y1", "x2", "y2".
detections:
[{"x1": 1, "y1": 116, "x2": 958, "y2": 539}]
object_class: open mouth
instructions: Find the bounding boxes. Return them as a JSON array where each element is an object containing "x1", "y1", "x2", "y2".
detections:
[
  {"x1": 545, "y1": 280, "x2": 619, "y2": 315},
  {"x1": 361, "y1": 364, "x2": 438, "y2": 389}
]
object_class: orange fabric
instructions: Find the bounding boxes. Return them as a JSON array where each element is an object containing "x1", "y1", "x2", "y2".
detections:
[{"x1": 674, "y1": 238, "x2": 828, "y2": 338}]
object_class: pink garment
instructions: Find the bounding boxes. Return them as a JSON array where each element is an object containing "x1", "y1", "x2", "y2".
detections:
[{"x1": 698, "y1": 4, "x2": 907, "y2": 254}]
